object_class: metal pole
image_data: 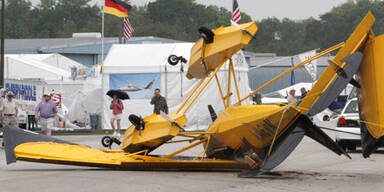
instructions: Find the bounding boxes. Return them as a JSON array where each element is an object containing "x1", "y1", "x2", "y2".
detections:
[
  {"x1": 0, "y1": 0, "x2": 5, "y2": 87},
  {"x1": 119, "y1": 18, "x2": 123, "y2": 44},
  {"x1": 101, "y1": 3, "x2": 105, "y2": 65}
]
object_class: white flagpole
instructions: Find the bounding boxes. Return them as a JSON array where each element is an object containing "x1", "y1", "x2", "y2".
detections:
[
  {"x1": 101, "y1": 0, "x2": 105, "y2": 130},
  {"x1": 101, "y1": 1, "x2": 105, "y2": 66}
]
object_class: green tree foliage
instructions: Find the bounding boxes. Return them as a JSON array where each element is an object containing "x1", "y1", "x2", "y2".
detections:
[{"x1": 2, "y1": 0, "x2": 384, "y2": 55}]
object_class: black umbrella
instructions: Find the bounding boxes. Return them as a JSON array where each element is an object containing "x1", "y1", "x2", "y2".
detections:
[{"x1": 106, "y1": 89, "x2": 130, "y2": 100}]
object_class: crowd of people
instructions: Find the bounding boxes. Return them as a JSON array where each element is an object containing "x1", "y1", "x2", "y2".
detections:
[
  {"x1": 0, "y1": 89, "x2": 57, "y2": 146},
  {"x1": 0, "y1": 87, "x2": 168, "y2": 142},
  {"x1": 0, "y1": 85, "x2": 307, "y2": 142}
]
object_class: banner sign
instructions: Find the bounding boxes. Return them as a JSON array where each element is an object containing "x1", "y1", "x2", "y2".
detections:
[
  {"x1": 5, "y1": 82, "x2": 37, "y2": 101},
  {"x1": 50, "y1": 93, "x2": 62, "y2": 105},
  {"x1": 109, "y1": 73, "x2": 161, "y2": 99}
]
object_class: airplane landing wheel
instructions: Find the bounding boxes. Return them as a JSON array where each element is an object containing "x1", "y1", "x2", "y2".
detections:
[
  {"x1": 101, "y1": 136, "x2": 112, "y2": 148},
  {"x1": 168, "y1": 55, "x2": 179, "y2": 65},
  {"x1": 198, "y1": 26, "x2": 214, "y2": 44}
]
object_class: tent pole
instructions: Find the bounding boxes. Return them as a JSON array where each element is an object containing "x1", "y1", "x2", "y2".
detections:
[
  {"x1": 0, "y1": 0, "x2": 5, "y2": 87},
  {"x1": 101, "y1": 3, "x2": 105, "y2": 66}
]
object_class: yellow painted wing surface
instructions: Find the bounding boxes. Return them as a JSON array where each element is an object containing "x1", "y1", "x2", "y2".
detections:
[
  {"x1": 205, "y1": 105, "x2": 301, "y2": 159},
  {"x1": 186, "y1": 22, "x2": 258, "y2": 79},
  {"x1": 14, "y1": 142, "x2": 248, "y2": 171},
  {"x1": 358, "y1": 34, "x2": 384, "y2": 139},
  {"x1": 122, "y1": 113, "x2": 187, "y2": 153}
]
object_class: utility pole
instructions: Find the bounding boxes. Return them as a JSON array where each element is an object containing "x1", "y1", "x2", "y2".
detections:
[
  {"x1": 0, "y1": 0, "x2": 4, "y2": 88},
  {"x1": 118, "y1": 18, "x2": 123, "y2": 44}
]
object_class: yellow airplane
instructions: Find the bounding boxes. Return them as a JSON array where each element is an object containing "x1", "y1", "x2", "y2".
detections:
[{"x1": 3, "y1": 12, "x2": 383, "y2": 177}]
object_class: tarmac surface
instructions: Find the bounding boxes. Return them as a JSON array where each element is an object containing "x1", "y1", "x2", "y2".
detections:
[{"x1": 1, "y1": 121, "x2": 384, "y2": 192}]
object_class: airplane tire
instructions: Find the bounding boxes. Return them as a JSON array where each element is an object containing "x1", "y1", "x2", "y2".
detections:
[
  {"x1": 198, "y1": 26, "x2": 214, "y2": 44},
  {"x1": 101, "y1": 136, "x2": 112, "y2": 147},
  {"x1": 168, "y1": 55, "x2": 179, "y2": 65}
]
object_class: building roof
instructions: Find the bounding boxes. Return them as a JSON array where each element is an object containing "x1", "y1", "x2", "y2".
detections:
[
  {"x1": 4, "y1": 36, "x2": 185, "y2": 54},
  {"x1": 248, "y1": 53, "x2": 334, "y2": 68}
]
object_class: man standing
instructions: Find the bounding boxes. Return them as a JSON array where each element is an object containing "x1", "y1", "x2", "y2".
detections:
[
  {"x1": 110, "y1": 94, "x2": 123, "y2": 137},
  {"x1": 150, "y1": 88, "x2": 168, "y2": 114},
  {"x1": 0, "y1": 88, "x2": 6, "y2": 137},
  {"x1": 300, "y1": 87, "x2": 308, "y2": 99},
  {"x1": 0, "y1": 91, "x2": 18, "y2": 127},
  {"x1": 35, "y1": 91, "x2": 57, "y2": 136}
]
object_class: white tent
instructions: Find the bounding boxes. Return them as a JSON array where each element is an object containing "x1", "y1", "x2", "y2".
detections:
[
  {"x1": 6, "y1": 53, "x2": 84, "y2": 72},
  {"x1": 40, "y1": 53, "x2": 85, "y2": 72},
  {"x1": 4, "y1": 53, "x2": 102, "y2": 127},
  {"x1": 5, "y1": 54, "x2": 70, "y2": 80},
  {"x1": 102, "y1": 43, "x2": 251, "y2": 130}
]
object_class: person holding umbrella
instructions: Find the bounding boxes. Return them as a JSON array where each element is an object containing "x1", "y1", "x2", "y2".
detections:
[{"x1": 107, "y1": 90, "x2": 129, "y2": 137}]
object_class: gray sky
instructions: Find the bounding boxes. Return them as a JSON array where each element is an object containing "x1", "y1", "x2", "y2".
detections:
[
  {"x1": 30, "y1": 0, "x2": 349, "y2": 20},
  {"x1": 129, "y1": 0, "x2": 348, "y2": 20}
]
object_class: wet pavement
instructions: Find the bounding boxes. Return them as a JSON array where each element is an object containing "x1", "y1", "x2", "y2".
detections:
[{"x1": 1, "y1": 122, "x2": 384, "y2": 192}]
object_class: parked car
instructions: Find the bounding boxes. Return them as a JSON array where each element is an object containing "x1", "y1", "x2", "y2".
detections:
[{"x1": 334, "y1": 98, "x2": 360, "y2": 151}]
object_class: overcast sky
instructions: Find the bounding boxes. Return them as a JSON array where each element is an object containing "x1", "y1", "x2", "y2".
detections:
[
  {"x1": 30, "y1": 0, "x2": 348, "y2": 20},
  {"x1": 128, "y1": 0, "x2": 348, "y2": 20}
]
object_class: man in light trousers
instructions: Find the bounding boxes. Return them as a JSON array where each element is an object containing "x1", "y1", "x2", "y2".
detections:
[
  {"x1": 1, "y1": 91, "x2": 18, "y2": 127},
  {"x1": 35, "y1": 92, "x2": 57, "y2": 136}
]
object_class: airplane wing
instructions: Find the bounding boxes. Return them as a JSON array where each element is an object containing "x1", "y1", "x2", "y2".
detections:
[{"x1": 144, "y1": 80, "x2": 155, "y2": 89}]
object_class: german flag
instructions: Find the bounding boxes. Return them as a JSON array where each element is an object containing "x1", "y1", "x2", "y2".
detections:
[{"x1": 105, "y1": 0, "x2": 132, "y2": 18}]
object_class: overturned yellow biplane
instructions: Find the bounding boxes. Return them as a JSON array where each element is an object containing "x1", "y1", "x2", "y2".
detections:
[{"x1": 4, "y1": 12, "x2": 384, "y2": 177}]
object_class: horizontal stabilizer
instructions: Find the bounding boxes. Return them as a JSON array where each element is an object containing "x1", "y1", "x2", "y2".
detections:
[
  {"x1": 300, "y1": 116, "x2": 351, "y2": 159},
  {"x1": 307, "y1": 52, "x2": 363, "y2": 116},
  {"x1": 3, "y1": 126, "x2": 77, "y2": 164}
]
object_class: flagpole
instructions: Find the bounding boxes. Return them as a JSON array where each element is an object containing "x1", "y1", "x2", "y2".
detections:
[
  {"x1": 101, "y1": 1, "x2": 105, "y2": 66},
  {"x1": 101, "y1": 1, "x2": 105, "y2": 130}
]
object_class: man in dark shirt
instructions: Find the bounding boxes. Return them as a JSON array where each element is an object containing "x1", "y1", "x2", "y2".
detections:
[
  {"x1": 150, "y1": 88, "x2": 168, "y2": 114},
  {"x1": 300, "y1": 87, "x2": 308, "y2": 99}
]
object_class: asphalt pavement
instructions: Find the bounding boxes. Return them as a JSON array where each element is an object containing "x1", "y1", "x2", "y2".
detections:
[{"x1": 1, "y1": 121, "x2": 384, "y2": 192}]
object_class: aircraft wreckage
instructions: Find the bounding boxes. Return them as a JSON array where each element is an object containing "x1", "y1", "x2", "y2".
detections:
[{"x1": 3, "y1": 12, "x2": 384, "y2": 177}]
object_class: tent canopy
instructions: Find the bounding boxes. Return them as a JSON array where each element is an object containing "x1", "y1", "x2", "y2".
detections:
[
  {"x1": 103, "y1": 43, "x2": 249, "y2": 74},
  {"x1": 5, "y1": 55, "x2": 70, "y2": 80},
  {"x1": 5, "y1": 54, "x2": 86, "y2": 81}
]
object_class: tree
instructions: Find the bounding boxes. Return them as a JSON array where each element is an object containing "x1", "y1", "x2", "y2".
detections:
[{"x1": 5, "y1": 0, "x2": 33, "y2": 38}]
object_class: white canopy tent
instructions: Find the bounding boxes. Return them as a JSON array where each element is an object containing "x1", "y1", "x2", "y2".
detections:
[
  {"x1": 102, "y1": 43, "x2": 251, "y2": 130},
  {"x1": 6, "y1": 53, "x2": 84, "y2": 72},
  {"x1": 5, "y1": 54, "x2": 71, "y2": 80}
]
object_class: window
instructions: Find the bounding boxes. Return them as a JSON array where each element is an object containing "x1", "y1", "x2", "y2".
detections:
[{"x1": 344, "y1": 100, "x2": 358, "y2": 113}]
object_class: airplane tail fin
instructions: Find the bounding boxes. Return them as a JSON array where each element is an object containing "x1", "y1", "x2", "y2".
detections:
[{"x1": 145, "y1": 80, "x2": 155, "y2": 89}]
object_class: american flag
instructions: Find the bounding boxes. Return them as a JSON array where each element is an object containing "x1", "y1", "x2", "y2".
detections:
[
  {"x1": 123, "y1": 17, "x2": 134, "y2": 41},
  {"x1": 232, "y1": 0, "x2": 241, "y2": 24}
]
